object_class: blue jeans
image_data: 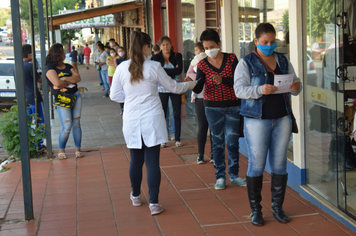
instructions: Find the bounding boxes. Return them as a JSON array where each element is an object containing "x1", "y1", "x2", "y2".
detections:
[
  {"x1": 57, "y1": 91, "x2": 82, "y2": 149},
  {"x1": 244, "y1": 115, "x2": 292, "y2": 177},
  {"x1": 97, "y1": 69, "x2": 103, "y2": 84},
  {"x1": 205, "y1": 106, "x2": 241, "y2": 180},
  {"x1": 27, "y1": 102, "x2": 45, "y2": 147},
  {"x1": 101, "y1": 70, "x2": 110, "y2": 94},
  {"x1": 166, "y1": 99, "x2": 175, "y2": 135}
]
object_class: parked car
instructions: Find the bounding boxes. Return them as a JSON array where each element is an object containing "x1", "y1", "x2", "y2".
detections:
[
  {"x1": 0, "y1": 35, "x2": 2, "y2": 42},
  {"x1": 5, "y1": 37, "x2": 13, "y2": 46},
  {"x1": 1, "y1": 31, "x2": 8, "y2": 40},
  {"x1": 0, "y1": 60, "x2": 16, "y2": 104},
  {"x1": 306, "y1": 53, "x2": 317, "y2": 86},
  {"x1": 311, "y1": 42, "x2": 331, "y2": 60}
]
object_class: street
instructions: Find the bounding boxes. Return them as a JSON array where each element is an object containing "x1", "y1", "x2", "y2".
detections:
[{"x1": 0, "y1": 40, "x2": 14, "y2": 59}]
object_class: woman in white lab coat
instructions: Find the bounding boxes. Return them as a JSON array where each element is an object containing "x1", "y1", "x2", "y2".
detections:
[{"x1": 110, "y1": 31, "x2": 196, "y2": 216}]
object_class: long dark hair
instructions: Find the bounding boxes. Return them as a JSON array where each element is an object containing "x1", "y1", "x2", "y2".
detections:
[
  {"x1": 128, "y1": 31, "x2": 152, "y2": 84},
  {"x1": 46, "y1": 43, "x2": 64, "y2": 66}
]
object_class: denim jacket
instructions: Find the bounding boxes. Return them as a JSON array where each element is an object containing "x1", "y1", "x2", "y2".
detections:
[{"x1": 233, "y1": 52, "x2": 302, "y2": 119}]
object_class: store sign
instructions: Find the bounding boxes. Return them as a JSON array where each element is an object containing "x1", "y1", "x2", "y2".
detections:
[
  {"x1": 306, "y1": 85, "x2": 344, "y2": 112},
  {"x1": 60, "y1": 14, "x2": 115, "y2": 30}
]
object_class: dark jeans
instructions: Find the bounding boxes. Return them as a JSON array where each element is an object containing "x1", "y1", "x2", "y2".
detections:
[
  {"x1": 129, "y1": 141, "x2": 161, "y2": 204},
  {"x1": 195, "y1": 98, "x2": 212, "y2": 155},
  {"x1": 78, "y1": 53, "x2": 83, "y2": 64},
  {"x1": 159, "y1": 93, "x2": 182, "y2": 141},
  {"x1": 205, "y1": 106, "x2": 241, "y2": 180}
]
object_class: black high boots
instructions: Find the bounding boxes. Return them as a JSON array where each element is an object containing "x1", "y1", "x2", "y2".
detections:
[
  {"x1": 271, "y1": 173, "x2": 289, "y2": 223},
  {"x1": 246, "y1": 176, "x2": 264, "y2": 226}
]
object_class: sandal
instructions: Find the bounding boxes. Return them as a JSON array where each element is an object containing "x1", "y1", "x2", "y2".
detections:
[
  {"x1": 75, "y1": 151, "x2": 84, "y2": 158},
  {"x1": 58, "y1": 152, "x2": 67, "y2": 160}
]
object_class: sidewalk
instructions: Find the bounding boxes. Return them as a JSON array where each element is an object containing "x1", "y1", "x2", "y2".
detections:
[
  {"x1": 0, "y1": 64, "x2": 355, "y2": 236},
  {"x1": 1, "y1": 144, "x2": 355, "y2": 236}
]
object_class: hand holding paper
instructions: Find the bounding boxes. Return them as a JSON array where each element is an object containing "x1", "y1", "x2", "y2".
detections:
[{"x1": 273, "y1": 74, "x2": 294, "y2": 94}]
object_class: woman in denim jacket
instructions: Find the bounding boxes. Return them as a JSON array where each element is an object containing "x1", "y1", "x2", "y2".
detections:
[{"x1": 234, "y1": 23, "x2": 302, "y2": 226}]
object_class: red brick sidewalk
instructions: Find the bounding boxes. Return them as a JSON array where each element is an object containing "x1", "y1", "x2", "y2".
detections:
[{"x1": 0, "y1": 141, "x2": 355, "y2": 236}]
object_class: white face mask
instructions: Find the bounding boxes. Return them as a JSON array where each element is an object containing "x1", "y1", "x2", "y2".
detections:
[
  {"x1": 110, "y1": 43, "x2": 114, "y2": 47},
  {"x1": 205, "y1": 48, "x2": 220, "y2": 58},
  {"x1": 110, "y1": 53, "x2": 116, "y2": 57}
]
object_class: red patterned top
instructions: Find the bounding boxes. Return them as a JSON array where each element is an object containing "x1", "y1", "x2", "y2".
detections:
[{"x1": 193, "y1": 53, "x2": 240, "y2": 107}]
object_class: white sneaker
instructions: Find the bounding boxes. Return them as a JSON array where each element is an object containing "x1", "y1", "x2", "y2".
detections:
[
  {"x1": 170, "y1": 134, "x2": 175, "y2": 141},
  {"x1": 149, "y1": 203, "x2": 163, "y2": 215},
  {"x1": 161, "y1": 143, "x2": 167, "y2": 148},
  {"x1": 130, "y1": 192, "x2": 142, "y2": 206}
]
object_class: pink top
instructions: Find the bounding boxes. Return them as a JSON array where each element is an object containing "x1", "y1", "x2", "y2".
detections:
[{"x1": 187, "y1": 65, "x2": 196, "y2": 81}]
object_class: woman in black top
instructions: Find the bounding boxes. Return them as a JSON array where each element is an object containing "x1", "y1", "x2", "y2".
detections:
[
  {"x1": 45, "y1": 43, "x2": 83, "y2": 160},
  {"x1": 151, "y1": 36, "x2": 184, "y2": 147}
]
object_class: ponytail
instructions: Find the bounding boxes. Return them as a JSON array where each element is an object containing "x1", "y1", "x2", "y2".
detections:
[{"x1": 128, "y1": 31, "x2": 152, "y2": 84}]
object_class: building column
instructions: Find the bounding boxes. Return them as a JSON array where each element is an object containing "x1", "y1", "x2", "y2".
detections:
[
  {"x1": 167, "y1": 0, "x2": 177, "y2": 50},
  {"x1": 55, "y1": 29, "x2": 61, "y2": 44},
  {"x1": 220, "y1": 0, "x2": 232, "y2": 53},
  {"x1": 289, "y1": 0, "x2": 305, "y2": 181},
  {"x1": 152, "y1": 0, "x2": 163, "y2": 44}
]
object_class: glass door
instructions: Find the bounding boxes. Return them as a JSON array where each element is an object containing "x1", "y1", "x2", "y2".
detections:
[{"x1": 305, "y1": 0, "x2": 356, "y2": 219}]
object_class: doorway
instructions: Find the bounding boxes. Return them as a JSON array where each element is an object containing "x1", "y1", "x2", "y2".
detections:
[{"x1": 304, "y1": 0, "x2": 356, "y2": 219}]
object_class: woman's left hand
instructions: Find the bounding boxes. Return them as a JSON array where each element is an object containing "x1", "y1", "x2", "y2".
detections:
[
  {"x1": 289, "y1": 81, "x2": 301, "y2": 92},
  {"x1": 212, "y1": 75, "x2": 222, "y2": 85}
]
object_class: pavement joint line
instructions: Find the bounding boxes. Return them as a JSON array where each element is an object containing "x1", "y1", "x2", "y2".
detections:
[
  {"x1": 184, "y1": 162, "x2": 253, "y2": 234},
  {"x1": 36, "y1": 160, "x2": 53, "y2": 236},
  {"x1": 2, "y1": 171, "x2": 22, "y2": 220},
  {"x1": 160, "y1": 164, "x2": 187, "y2": 168},
  {"x1": 179, "y1": 188, "x2": 209, "y2": 192},
  {"x1": 100, "y1": 147, "x2": 120, "y2": 235},
  {"x1": 160, "y1": 167, "x2": 208, "y2": 234}
]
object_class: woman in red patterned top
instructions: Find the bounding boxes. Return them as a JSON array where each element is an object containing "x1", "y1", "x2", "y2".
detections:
[{"x1": 193, "y1": 29, "x2": 245, "y2": 190}]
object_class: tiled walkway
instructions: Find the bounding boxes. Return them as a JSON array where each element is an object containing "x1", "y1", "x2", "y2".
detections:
[{"x1": 0, "y1": 142, "x2": 355, "y2": 236}]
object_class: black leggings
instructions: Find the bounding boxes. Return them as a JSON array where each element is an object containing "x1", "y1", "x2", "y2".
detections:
[
  {"x1": 129, "y1": 141, "x2": 161, "y2": 204},
  {"x1": 195, "y1": 98, "x2": 212, "y2": 155},
  {"x1": 159, "y1": 93, "x2": 182, "y2": 141}
]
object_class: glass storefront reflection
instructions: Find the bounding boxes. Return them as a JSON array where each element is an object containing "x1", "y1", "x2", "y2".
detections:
[{"x1": 305, "y1": 0, "x2": 356, "y2": 218}]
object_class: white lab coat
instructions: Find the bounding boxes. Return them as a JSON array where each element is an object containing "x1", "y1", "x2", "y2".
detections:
[{"x1": 110, "y1": 59, "x2": 189, "y2": 149}]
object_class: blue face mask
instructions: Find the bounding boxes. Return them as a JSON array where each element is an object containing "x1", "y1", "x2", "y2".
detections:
[{"x1": 257, "y1": 42, "x2": 277, "y2": 56}]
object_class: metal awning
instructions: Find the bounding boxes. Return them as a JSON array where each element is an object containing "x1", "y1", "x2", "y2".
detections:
[{"x1": 51, "y1": 0, "x2": 142, "y2": 29}]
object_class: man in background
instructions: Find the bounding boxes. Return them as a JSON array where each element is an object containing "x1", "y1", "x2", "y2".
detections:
[
  {"x1": 22, "y1": 44, "x2": 46, "y2": 152},
  {"x1": 70, "y1": 46, "x2": 79, "y2": 72},
  {"x1": 83, "y1": 43, "x2": 91, "y2": 70}
]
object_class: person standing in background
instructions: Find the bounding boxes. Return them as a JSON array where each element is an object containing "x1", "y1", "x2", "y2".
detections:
[
  {"x1": 70, "y1": 46, "x2": 79, "y2": 73},
  {"x1": 77, "y1": 45, "x2": 83, "y2": 64},
  {"x1": 193, "y1": 29, "x2": 245, "y2": 190},
  {"x1": 234, "y1": 23, "x2": 302, "y2": 226},
  {"x1": 151, "y1": 36, "x2": 184, "y2": 147},
  {"x1": 22, "y1": 44, "x2": 46, "y2": 153},
  {"x1": 97, "y1": 44, "x2": 110, "y2": 98},
  {"x1": 83, "y1": 43, "x2": 91, "y2": 70},
  {"x1": 107, "y1": 48, "x2": 119, "y2": 86},
  {"x1": 114, "y1": 46, "x2": 128, "y2": 115},
  {"x1": 109, "y1": 38, "x2": 119, "y2": 51},
  {"x1": 185, "y1": 42, "x2": 212, "y2": 164}
]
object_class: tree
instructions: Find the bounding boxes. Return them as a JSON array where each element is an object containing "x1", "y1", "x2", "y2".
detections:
[
  {"x1": 282, "y1": 9, "x2": 289, "y2": 36},
  {"x1": 306, "y1": 0, "x2": 334, "y2": 42},
  {"x1": 20, "y1": 0, "x2": 80, "y2": 48},
  {"x1": 0, "y1": 8, "x2": 10, "y2": 27}
]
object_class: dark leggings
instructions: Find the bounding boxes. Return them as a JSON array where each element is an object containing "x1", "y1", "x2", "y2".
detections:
[
  {"x1": 159, "y1": 93, "x2": 182, "y2": 141},
  {"x1": 129, "y1": 141, "x2": 161, "y2": 204},
  {"x1": 195, "y1": 98, "x2": 212, "y2": 155}
]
